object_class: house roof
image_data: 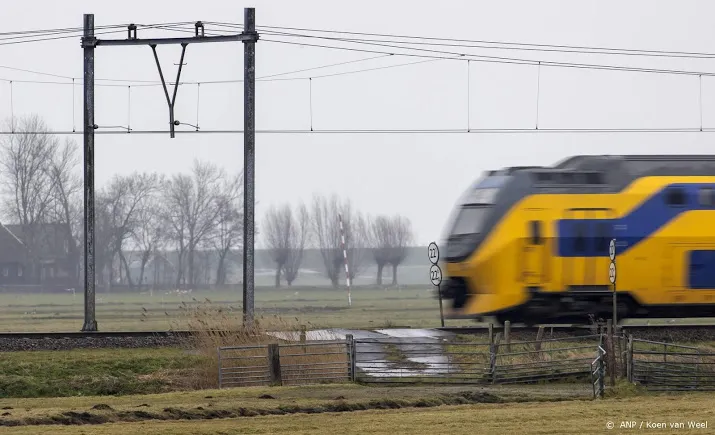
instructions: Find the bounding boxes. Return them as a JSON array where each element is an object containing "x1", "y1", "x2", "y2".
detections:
[
  {"x1": 127, "y1": 252, "x2": 177, "y2": 272},
  {"x1": 0, "y1": 223, "x2": 28, "y2": 263},
  {"x1": 5, "y1": 223, "x2": 71, "y2": 260}
]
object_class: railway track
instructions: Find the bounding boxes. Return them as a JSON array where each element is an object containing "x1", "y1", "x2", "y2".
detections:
[
  {"x1": 0, "y1": 323, "x2": 714, "y2": 352},
  {"x1": 438, "y1": 323, "x2": 715, "y2": 342},
  {"x1": 0, "y1": 330, "x2": 194, "y2": 340},
  {"x1": 0, "y1": 330, "x2": 195, "y2": 352}
]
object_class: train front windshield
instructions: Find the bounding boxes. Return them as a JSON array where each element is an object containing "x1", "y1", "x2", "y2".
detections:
[
  {"x1": 444, "y1": 174, "x2": 510, "y2": 260},
  {"x1": 450, "y1": 206, "x2": 490, "y2": 236},
  {"x1": 448, "y1": 183, "x2": 501, "y2": 236}
]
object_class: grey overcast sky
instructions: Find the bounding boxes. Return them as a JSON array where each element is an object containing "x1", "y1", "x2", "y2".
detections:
[{"x1": 1, "y1": 0, "x2": 714, "y2": 246}]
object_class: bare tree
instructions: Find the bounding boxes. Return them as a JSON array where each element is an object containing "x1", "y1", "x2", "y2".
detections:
[
  {"x1": 264, "y1": 202, "x2": 309, "y2": 287},
  {"x1": 94, "y1": 193, "x2": 115, "y2": 289},
  {"x1": 211, "y1": 171, "x2": 243, "y2": 286},
  {"x1": 162, "y1": 174, "x2": 190, "y2": 287},
  {"x1": 386, "y1": 215, "x2": 414, "y2": 285},
  {"x1": 368, "y1": 215, "x2": 392, "y2": 286},
  {"x1": 264, "y1": 204, "x2": 291, "y2": 287},
  {"x1": 102, "y1": 172, "x2": 160, "y2": 288},
  {"x1": 130, "y1": 183, "x2": 165, "y2": 290},
  {"x1": 310, "y1": 194, "x2": 369, "y2": 288},
  {"x1": 283, "y1": 203, "x2": 309, "y2": 286},
  {"x1": 0, "y1": 115, "x2": 57, "y2": 282},
  {"x1": 47, "y1": 139, "x2": 83, "y2": 285},
  {"x1": 162, "y1": 160, "x2": 226, "y2": 288}
]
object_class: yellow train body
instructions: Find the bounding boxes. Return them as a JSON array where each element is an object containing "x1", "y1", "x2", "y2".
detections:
[{"x1": 440, "y1": 155, "x2": 715, "y2": 324}]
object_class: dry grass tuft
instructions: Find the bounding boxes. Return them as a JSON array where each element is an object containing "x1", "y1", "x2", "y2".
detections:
[{"x1": 167, "y1": 298, "x2": 348, "y2": 389}]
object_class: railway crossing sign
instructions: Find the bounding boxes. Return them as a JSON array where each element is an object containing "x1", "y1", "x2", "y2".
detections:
[
  {"x1": 608, "y1": 238, "x2": 617, "y2": 286},
  {"x1": 609, "y1": 262, "x2": 616, "y2": 284},
  {"x1": 430, "y1": 264, "x2": 443, "y2": 286},
  {"x1": 428, "y1": 242, "x2": 440, "y2": 265},
  {"x1": 609, "y1": 239, "x2": 616, "y2": 261},
  {"x1": 609, "y1": 238, "x2": 618, "y2": 327},
  {"x1": 428, "y1": 242, "x2": 445, "y2": 328}
]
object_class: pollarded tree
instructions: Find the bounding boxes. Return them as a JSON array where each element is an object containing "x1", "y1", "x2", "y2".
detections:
[
  {"x1": 263, "y1": 201, "x2": 309, "y2": 287},
  {"x1": 282, "y1": 202, "x2": 309, "y2": 286},
  {"x1": 368, "y1": 215, "x2": 392, "y2": 286},
  {"x1": 310, "y1": 193, "x2": 369, "y2": 288},
  {"x1": 386, "y1": 215, "x2": 414, "y2": 285}
]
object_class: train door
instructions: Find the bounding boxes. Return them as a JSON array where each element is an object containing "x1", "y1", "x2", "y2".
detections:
[
  {"x1": 520, "y1": 208, "x2": 549, "y2": 287},
  {"x1": 560, "y1": 208, "x2": 614, "y2": 291}
]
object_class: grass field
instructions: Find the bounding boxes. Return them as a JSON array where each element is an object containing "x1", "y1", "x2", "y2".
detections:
[
  {"x1": 4, "y1": 285, "x2": 715, "y2": 332},
  {"x1": 0, "y1": 286, "x2": 477, "y2": 332},
  {"x1": 0, "y1": 348, "x2": 205, "y2": 398},
  {"x1": 1, "y1": 385, "x2": 714, "y2": 434}
]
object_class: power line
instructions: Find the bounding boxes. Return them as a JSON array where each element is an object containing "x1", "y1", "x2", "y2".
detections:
[
  {"x1": 0, "y1": 127, "x2": 711, "y2": 135},
  {"x1": 261, "y1": 37, "x2": 715, "y2": 78},
  {"x1": 0, "y1": 23, "x2": 126, "y2": 38},
  {"x1": 208, "y1": 21, "x2": 715, "y2": 60},
  {"x1": 5, "y1": 21, "x2": 714, "y2": 89},
  {"x1": 205, "y1": 24, "x2": 715, "y2": 77},
  {"x1": 0, "y1": 53, "x2": 408, "y2": 87},
  {"x1": 0, "y1": 21, "x2": 200, "y2": 46}
]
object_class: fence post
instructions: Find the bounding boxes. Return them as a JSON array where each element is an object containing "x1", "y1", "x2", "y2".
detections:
[
  {"x1": 267, "y1": 343, "x2": 283, "y2": 386},
  {"x1": 504, "y1": 321, "x2": 511, "y2": 352},
  {"x1": 346, "y1": 334, "x2": 356, "y2": 382},
  {"x1": 488, "y1": 323, "x2": 494, "y2": 345},
  {"x1": 620, "y1": 333, "x2": 627, "y2": 378},
  {"x1": 301, "y1": 325, "x2": 307, "y2": 355},
  {"x1": 606, "y1": 319, "x2": 615, "y2": 387},
  {"x1": 535, "y1": 326, "x2": 545, "y2": 352},
  {"x1": 626, "y1": 334, "x2": 633, "y2": 383},
  {"x1": 599, "y1": 347, "x2": 605, "y2": 398},
  {"x1": 217, "y1": 347, "x2": 223, "y2": 389},
  {"x1": 491, "y1": 332, "x2": 502, "y2": 384}
]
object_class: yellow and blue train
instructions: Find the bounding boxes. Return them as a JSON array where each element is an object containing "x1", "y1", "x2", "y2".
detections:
[{"x1": 439, "y1": 154, "x2": 715, "y2": 324}]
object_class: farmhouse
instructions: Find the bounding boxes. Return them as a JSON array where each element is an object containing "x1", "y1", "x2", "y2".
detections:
[{"x1": 0, "y1": 223, "x2": 77, "y2": 287}]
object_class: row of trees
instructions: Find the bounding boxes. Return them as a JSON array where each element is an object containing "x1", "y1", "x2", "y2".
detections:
[
  {"x1": 0, "y1": 115, "x2": 244, "y2": 288},
  {"x1": 0, "y1": 115, "x2": 416, "y2": 289},
  {"x1": 263, "y1": 195, "x2": 414, "y2": 288}
]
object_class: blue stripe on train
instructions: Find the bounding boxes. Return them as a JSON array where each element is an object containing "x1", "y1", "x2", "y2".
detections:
[
  {"x1": 689, "y1": 250, "x2": 715, "y2": 289},
  {"x1": 556, "y1": 183, "x2": 715, "y2": 258}
]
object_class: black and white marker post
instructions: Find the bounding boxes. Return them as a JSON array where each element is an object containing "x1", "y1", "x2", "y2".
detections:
[
  {"x1": 428, "y1": 242, "x2": 444, "y2": 327},
  {"x1": 609, "y1": 238, "x2": 617, "y2": 328}
]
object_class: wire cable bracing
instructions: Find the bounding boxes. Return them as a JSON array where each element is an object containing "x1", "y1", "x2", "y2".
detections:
[
  {"x1": 700, "y1": 75, "x2": 704, "y2": 132},
  {"x1": 466, "y1": 59, "x2": 470, "y2": 132},
  {"x1": 72, "y1": 78, "x2": 75, "y2": 132},
  {"x1": 195, "y1": 83, "x2": 200, "y2": 131},
  {"x1": 9, "y1": 81, "x2": 13, "y2": 131},
  {"x1": 535, "y1": 62, "x2": 541, "y2": 130},
  {"x1": 127, "y1": 86, "x2": 132, "y2": 132}
]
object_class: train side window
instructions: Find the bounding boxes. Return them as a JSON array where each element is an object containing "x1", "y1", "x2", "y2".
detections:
[
  {"x1": 585, "y1": 172, "x2": 603, "y2": 185},
  {"x1": 529, "y1": 220, "x2": 542, "y2": 245},
  {"x1": 698, "y1": 187, "x2": 713, "y2": 206},
  {"x1": 665, "y1": 187, "x2": 686, "y2": 207},
  {"x1": 574, "y1": 222, "x2": 586, "y2": 253}
]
